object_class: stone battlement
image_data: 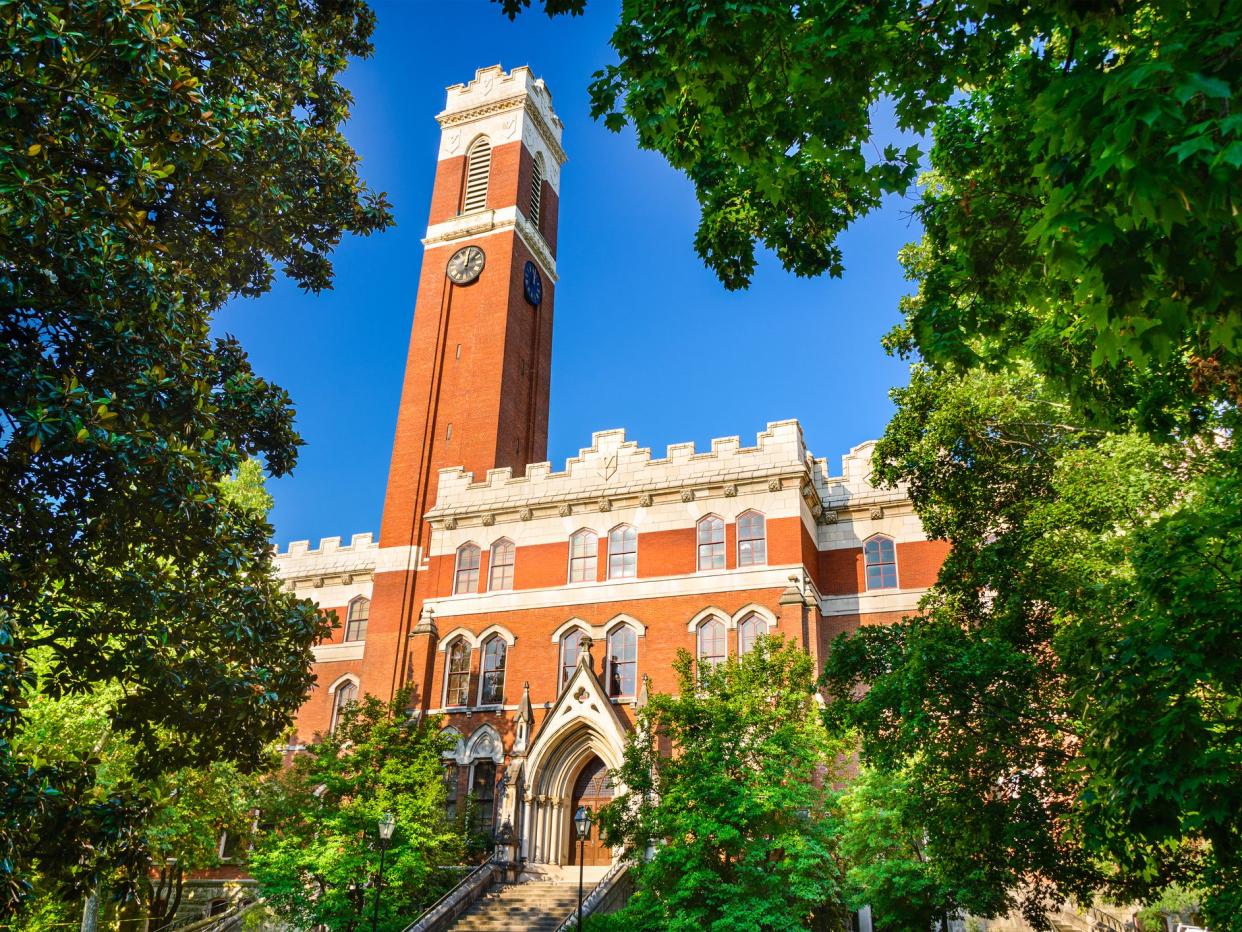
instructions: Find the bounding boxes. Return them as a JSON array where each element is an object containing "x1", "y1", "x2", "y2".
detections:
[
  {"x1": 428, "y1": 420, "x2": 892, "y2": 516},
  {"x1": 277, "y1": 532, "x2": 377, "y2": 558}
]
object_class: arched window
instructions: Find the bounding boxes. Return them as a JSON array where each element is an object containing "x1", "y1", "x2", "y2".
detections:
[
  {"x1": 737, "y1": 613, "x2": 768, "y2": 656},
  {"x1": 608, "y1": 524, "x2": 637, "y2": 579},
  {"x1": 330, "y1": 679, "x2": 358, "y2": 733},
  {"x1": 444, "y1": 762, "x2": 460, "y2": 822},
  {"x1": 697, "y1": 617, "x2": 727, "y2": 669},
  {"x1": 606, "y1": 626, "x2": 637, "y2": 698},
  {"x1": 560, "y1": 627, "x2": 585, "y2": 687},
  {"x1": 454, "y1": 543, "x2": 481, "y2": 594},
  {"x1": 568, "y1": 529, "x2": 598, "y2": 583},
  {"x1": 864, "y1": 536, "x2": 899, "y2": 590},
  {"x1": 697, "y1": 516, "x2": 725, "y2": 570},
  {"x1": 445, "y1": 639, "x2": 471, "y2": 707},
  {"x1": 479, "y1": 635, "x2": 507, "y2": 705},
  {"x1": 528, "y1": 154, "x2": 544, "y2": 229},
  {"x1": 471, "y1": 761, "x2": 497, "y2": 835},
  {"x1": 489, "y1": 539, "x2": 515, "y2": 591},
  {"x1": 737, "y1": 511, "x2": 767, "y2": 567},
  {"x1": 462, "y1": 137, "x2": 491, "y2": 213},
  {"x1": 344, "y1": 597, "x2": 369, "y2": 642}
]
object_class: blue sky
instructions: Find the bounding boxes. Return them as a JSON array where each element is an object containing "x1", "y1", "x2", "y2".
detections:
[{"x1": 213, "y1": 0, "x2": 924, "y2": 547}]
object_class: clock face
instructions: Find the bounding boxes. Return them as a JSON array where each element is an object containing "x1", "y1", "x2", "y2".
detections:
[
  {"x1": 447, "y1": 245, "x2": 485, "y2": 284},
  {"x1": 523, "y1": 260, "x2": 543, "y2": 306}
]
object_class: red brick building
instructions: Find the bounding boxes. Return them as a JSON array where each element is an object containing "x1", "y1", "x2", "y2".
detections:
[{"x1": 273, "y1": 64, "x2": 948, "y2": 872}]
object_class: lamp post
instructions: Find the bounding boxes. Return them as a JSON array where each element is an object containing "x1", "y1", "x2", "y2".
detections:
[
  {"x1": 370, "y1": 812, "x2": 396, "y2": 932},
  {"x1": 573, "y1": 806, "x2": 591, "y2": 930}
]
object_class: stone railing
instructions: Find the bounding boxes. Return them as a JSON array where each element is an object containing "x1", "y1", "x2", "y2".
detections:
[
  {"x1": 553, "y1": 860, "x2": 632, "y2": 931},
  {"x1": 404, "y1": 851, "x2": 504, "y2": 932}
]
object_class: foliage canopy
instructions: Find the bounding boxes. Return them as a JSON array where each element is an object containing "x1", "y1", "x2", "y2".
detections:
[
  {"x1": 248, "y1": 690, "x2": 464, "y2": 932},
  {"x1": 596, "y1": 637, "x2": 848, "y2": 932},
  {"x1": 1, "y1": 0, "x2": 389, "y2": 909}
]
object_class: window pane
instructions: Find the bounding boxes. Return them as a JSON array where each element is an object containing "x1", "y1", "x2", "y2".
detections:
[
  {"x1": 607, "y1": 628, "x2": 637, "y2": 697},
  {"x1": 561, "y1": 630, "x2": 582, "y2": 685}
]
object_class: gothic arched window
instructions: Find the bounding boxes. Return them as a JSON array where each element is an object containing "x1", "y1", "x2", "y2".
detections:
[
  {"x1": 330, "y1": 679, "x2": 358, "y2": 733},
  {"x1": 489, "y1": 538, "x2": 515, "y2": 592},
  {"x1": 454, "y1": 543, "x2": 481, "y2": 595},
  {"x1": 479, "y1": 635, "x2": 507, "y2": 705},
  {"x1": 737, "y1": 613, "x2": 768, "y2": 656},
  {"x1": 462, "y1": 137, "x2": 491, "y2": 213},
  {"x1": 697, "y1": 617, "x2": 727, "y2": 669},
  {"x1": 445, "y1": 639, "x2": 471, "y2": 708},
  {"x1": 528, "y1": 154, "x2": 544, "y2": 229},
  {"x1": 560, "y1": 627, "x2": 585, "y2": 687},
  {"x1": 471, "y1": 760, "x2": 497, "y2": 835},
  {"x1": 737, "y1": 510, "x2": 767, "y2": 567},
  {"x1": 864, "y1": 535, "x2": 899, "y2": 590},
  {"x1": 568, "y1": 529, "x2": 597, "y2": 583},
  {"x1": 344, "y1": 596, "x2": 370, "y2": 642},
  {"x1": 608, "y1": 524, "x2": 637, "y2": 579},
  {"x1": 607, "y1": 625, "x2": 637, "y2": 698},
  {"x1": 697, "y1": 516, "x2": 725, "y2": 571}
]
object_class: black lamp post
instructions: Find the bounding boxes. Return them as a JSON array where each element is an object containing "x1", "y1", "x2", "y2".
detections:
[
  {"x1": 370, "y1": 812, "x2": 396, "y2": 932},
  {"x1": 573, "y1": 805, "x2": 591, "y2": 929}
]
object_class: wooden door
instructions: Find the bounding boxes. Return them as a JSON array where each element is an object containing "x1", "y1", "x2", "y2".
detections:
[{"x1": 567, "y1": 755, "x2": 613, "y2": 866}]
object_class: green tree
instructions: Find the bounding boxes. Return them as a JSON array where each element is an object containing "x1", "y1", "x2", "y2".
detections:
[
  {"x1": 596, "y1": 637, "x2": 848, "y2": 931},
  {"x1": 502, "y1": 0, "x2": 1241, "y2": 426},
  {"x1": 247, "y1": 690, "x2": 463, "y2": 932},
  {"x1": 0, "y1": 0, "x2": 389, "y2": 911},
  {"x1": 822, "y1": 366, "x2": 1241, "y2": 928},
  {"x1": 835, "y1": 767, "x2": 957, "y2": 930}
]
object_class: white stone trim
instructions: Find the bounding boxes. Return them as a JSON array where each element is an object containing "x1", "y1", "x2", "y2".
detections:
[
  {"x1": 326, "y1": 673, "x2": 360, "y2": 695},
  {"x1": 464, "y1": 723, "x2": 505, "y2": 764},
  {"x1": 549, "y1": 618, "x2": 594, "y2": 644},
  {"x1": 427, "y1": 563, "x2": 796, "y2": 618},
  {"x1": 601, "y1": 613, "x2": 646, "y2": 638},
  {"x1": 686, "y1": 606, "x2": 733, "y2": 632},
  {"x1": 819, "y1": 587, "x2": 928, "y2": 617},
  {"x1": 436, "y1": 624, "x2": 516, "y2": 652},
  {"x1": 422, "y1": 205, "x2": 559, "y2": 282},
  {"x1": 313, "y1": 642, "x2": 365, "y2": 663},
  {"x1": 731, "y1": 602, "x2": 778, "y2": 627}
]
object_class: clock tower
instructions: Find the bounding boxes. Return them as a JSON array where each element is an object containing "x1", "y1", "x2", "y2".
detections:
[{"x1": 362, "y1": 65, "x2": 566, "y2": 702}]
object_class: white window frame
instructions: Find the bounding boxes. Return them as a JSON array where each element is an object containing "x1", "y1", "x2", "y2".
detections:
[
  {"x1": 442, "y1": 637, "x2": 473, "y2": 709},
  {"x1": 863, "y1": 534, "x2": 900, "y2": 591}
]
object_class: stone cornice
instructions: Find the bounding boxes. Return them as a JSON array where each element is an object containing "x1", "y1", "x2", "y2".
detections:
[{"x1": 436, "y1": 96, "x2": 568, "y2": 166}]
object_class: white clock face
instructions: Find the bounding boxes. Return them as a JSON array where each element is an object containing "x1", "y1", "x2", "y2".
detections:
[{"x1": 447, "y1": 245, "x2": 485, "y2": 284}]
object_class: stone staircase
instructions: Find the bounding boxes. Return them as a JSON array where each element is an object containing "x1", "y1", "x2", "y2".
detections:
[{"x1": 447, "y1": 880, "x2": 584, "y2": 931}]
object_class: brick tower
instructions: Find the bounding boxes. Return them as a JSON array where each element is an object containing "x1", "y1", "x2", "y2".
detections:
[{"x1": 362, "y1": 65, "x2": 566, "y2": 704}]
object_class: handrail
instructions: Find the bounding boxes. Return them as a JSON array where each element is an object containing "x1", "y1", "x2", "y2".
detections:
[
  {"x1": 553, "y1": 859, "x2": 630, "y2": 932},
  {"x1": 403, "y1": 849, "x2": 500, "y2": 932},
  {"x1": 1084, "y1": 905, "x2": 1126, "y2": 932}
]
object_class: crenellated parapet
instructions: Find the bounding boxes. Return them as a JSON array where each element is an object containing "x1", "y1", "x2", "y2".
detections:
[
  {"x1": 275, "y1": 532, "x2": 378, "y2": 590},
  {"x1": 425, "y1": 420, "x2": 908, "y2": 533}
]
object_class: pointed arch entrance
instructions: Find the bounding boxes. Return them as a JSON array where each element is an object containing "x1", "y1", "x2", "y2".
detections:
[
  {"x1": 567, "y1": 754, "x2": 613, "y2": 866},
  {"x1": 513, "y1": 646, "x2": 630, "y2": 865}
]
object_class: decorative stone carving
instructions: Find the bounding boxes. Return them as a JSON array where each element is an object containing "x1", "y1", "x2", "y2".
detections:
[
  {"x1": 598, "y1": 497, "x2": 612, "y2": 513},
  {"x1": 444, "y1": 517, "x2": 458, "y2": 530},
  {"x1": 680, "y1": 489, "x2": 695, "y2": 503},
  {"x1": 870, "y1": 506, "x2": 884, "y2": 520},
  {"x1": 558, "y1": 503, "x2": 572, "y2": 517},
  {"x1": 768, "y1": 478, "x2": 782, "y2": 492},
  {"x1": 638, "y1": 493, "x2": 653, "y2": 508},
  {"x1": 821, "y1": 510, "x2": 839, "y2": 525},
  {"x1": 519, "y1": 507, "x2": 533, "y2": 521},
  {"x1": 482, "y1": 513, "x2": 496, "y2": 527},
  {"x1": 802, "y1": 481, "x2": 813, "y2": 498},
  {"x1": 723, "y1": 483, "x2": 738, "y2": 497},
  {"x1": 811, "y1": 504, "x2": 824, "y2": 521},
  {"x1": 599, "y1": 452, "x2": 618, "y2": 481},
  {"x1": 341, "y1": 574, "x2": 354, "y2": 585},
  {"x1": 312, "y1": 577, "x2": 324, "y2": 589}
]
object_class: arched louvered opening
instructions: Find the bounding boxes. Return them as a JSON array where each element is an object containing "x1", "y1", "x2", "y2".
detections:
[
  {"x1": 528, "y1": 155, "x2": 544, "y2": 228},
  {"x1": 462, "y1": 137, "x2": 491, "y2": 213}
]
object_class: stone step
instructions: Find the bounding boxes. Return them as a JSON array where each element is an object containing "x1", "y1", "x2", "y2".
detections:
[{"x1": 448, "y1": 881, "x2": 591, "y2": 931}]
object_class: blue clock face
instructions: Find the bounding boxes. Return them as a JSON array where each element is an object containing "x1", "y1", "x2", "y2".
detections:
[{"x1": 523, "y1": 260, "x2": 543, "y2": 306}]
